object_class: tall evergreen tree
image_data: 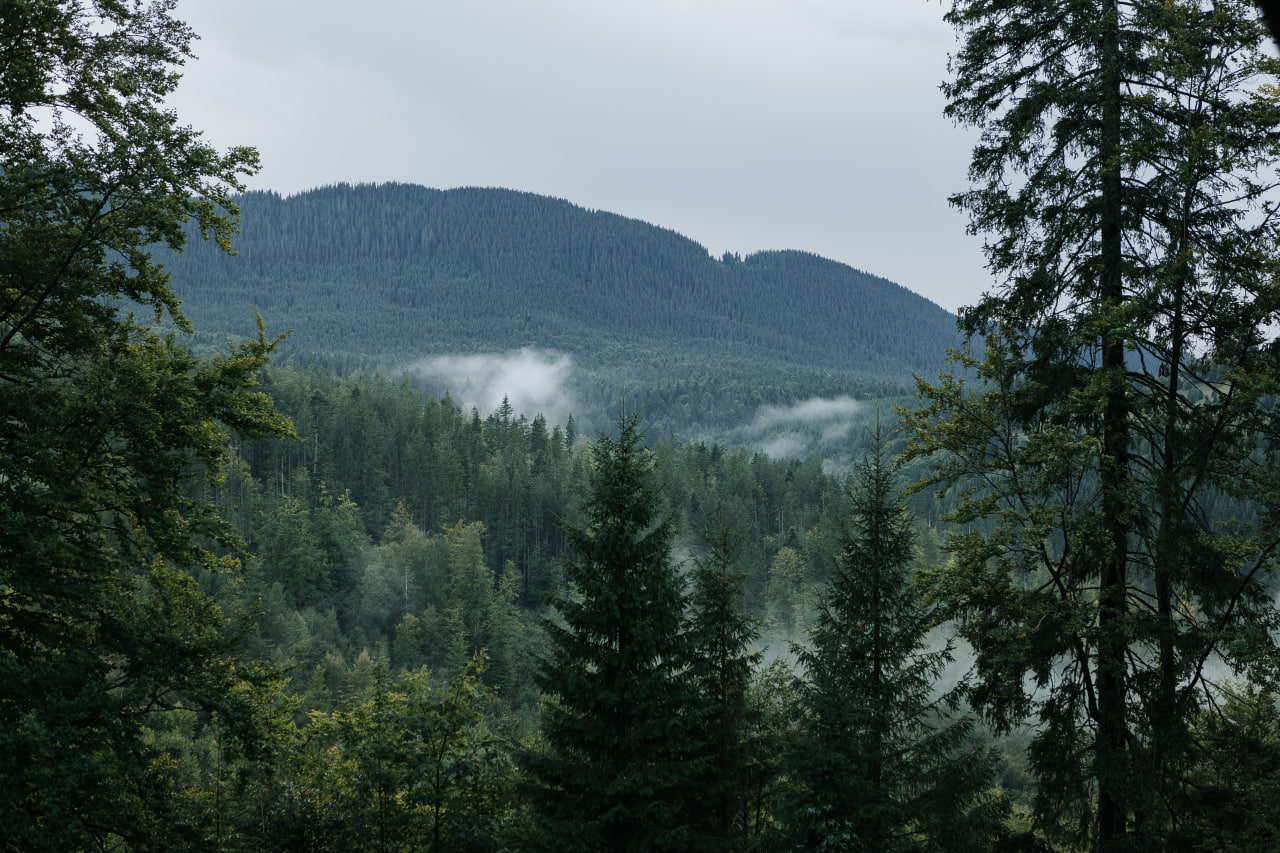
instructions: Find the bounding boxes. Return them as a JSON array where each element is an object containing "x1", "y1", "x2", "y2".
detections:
[
  {"x1": 687, "y1": 521, "x2": 762, "y2": 847},
  {"x1": 905, "y1": 0, "x2": 1280, "y2": 847},
  {"x1": 520, "y1": 415, "x2": 703, "y2": 851},
  {"x1": 783, "y1": 441, "x2": 1004, "y2": 852}
]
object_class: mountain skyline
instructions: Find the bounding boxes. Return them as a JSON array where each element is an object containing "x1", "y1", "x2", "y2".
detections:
[
  {"x1": 162, "y1": 182, "x2": 963, "y2": 441},
  {"x1": 166, "y1": 182, "x2": 959, "y2": 367},
  {"x1": 168, "y1": 0, "x2": 987, "y2": 313}
]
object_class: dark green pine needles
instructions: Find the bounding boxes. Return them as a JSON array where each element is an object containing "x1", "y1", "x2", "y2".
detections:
[
  {"x1": 783, "y1": 439, "x2": 1005, "y2": 852},
  {"x1": 520, "y1": 415, "x2": 706, "y2": 852}
]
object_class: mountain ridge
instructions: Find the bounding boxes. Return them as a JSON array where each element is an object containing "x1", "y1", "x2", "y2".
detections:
[{"x1": 160, "y1": 183, "x2": 962, "y2": 431}]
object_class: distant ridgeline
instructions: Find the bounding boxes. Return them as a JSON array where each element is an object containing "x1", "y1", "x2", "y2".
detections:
[{"x1": 161, "y1": 183, "x2": 961, "y2": 429}]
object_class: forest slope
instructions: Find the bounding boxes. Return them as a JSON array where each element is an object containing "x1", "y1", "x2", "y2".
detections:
[{"x1": 164, "y1": 184, "x2": 958, "y2": 379}]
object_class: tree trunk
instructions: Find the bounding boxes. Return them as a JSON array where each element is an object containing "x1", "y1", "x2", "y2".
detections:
[{"x1": 1096, "y1": 2, "x2": 1130, "y2": 847}]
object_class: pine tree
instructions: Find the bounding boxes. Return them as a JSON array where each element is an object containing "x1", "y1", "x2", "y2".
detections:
[
  {"x1": 520, "y1": 414, "x2": 703, "y2": 851},
  {"x1": 783, "y1": 440, "x2": 1004, "y2": 852},
  {"x1": 906, "y1": 0, "x2": 1280, "y2": 847},
  {"x1": 687, "y1": 520, "x2": 762, "y2": 847}
]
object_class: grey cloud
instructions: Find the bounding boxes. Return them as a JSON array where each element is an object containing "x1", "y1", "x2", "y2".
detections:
[{"x1": 170, "y1": 0, "x2": 988, "y2": 313}]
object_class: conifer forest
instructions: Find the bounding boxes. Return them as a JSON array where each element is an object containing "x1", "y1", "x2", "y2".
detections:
[{"x1": 6, "y1": 1, "x2": 1280, "y2": 851}]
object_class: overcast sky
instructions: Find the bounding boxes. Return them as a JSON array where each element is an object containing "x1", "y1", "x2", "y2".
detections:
[{"x1": 169, "y1": 0, "x2": 988, "y2": 313}]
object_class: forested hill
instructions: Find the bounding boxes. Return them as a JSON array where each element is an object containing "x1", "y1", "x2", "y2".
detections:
[{"x1": 163, "y1": 183, "x2": 959, "y2": 380}]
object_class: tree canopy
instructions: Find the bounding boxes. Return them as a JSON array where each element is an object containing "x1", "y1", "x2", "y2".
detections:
[
  {"x1": 520, "y1": 415, "x2": 707, "y2": 851},
  {"x1": 0, "y1": 1, "x2": 290, "y2": 847},
  {"x1": 905, "y1": 0, "x2": 1280, "y2": 847},
  {"x1": 784, "y1": 440, "x2": 1004, "y2": 851}
]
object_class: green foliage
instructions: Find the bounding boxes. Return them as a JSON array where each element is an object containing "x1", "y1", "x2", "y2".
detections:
[
  {"x1": 520, "y1": 415, "x2": 706, "y2": 852},
  {"x1": 1178, "y1": 685, "x2": 1280, "y2": 851},
  {"x1": 782, "y1": 441, "x2": 1006, "y2": 852},
  {"x1": 740, "y1": 658, "x2": 807, "y2": 842},
  {"x1": 687, "y1": 522, "x2": 764, "y2": 846},
  {"x1": 766, "y1": 546, "x2": 813, "y2": 643},
  {"x1": 163, "y1": 185, "x2": 956, "y2": 375},
  {"x1": 0, "y1": 1, "x2": 1067, "y2": 845},
  {"x1": 910, "y1": 0, "x2": 1280, "y2": 847},
  {"x1": 258, "y1": 657, "x2": 514, "y2": 852},
  {"x1": 158, "y1": 183, "x2": 958, "y2": 434},
  {"x1": 225, "y1": 365, "x2": 851, "y2": 642},
  {"x1": 442, "y1": 520, "x2": 496, "y2": 656},
  {"x1": 261, "y1": 494, "x2": 330, "y2": 605},
  {"x1": 0, "y1": 1, "x2": 291, "y2": 848}
]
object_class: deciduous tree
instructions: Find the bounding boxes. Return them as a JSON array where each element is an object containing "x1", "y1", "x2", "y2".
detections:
[{"x1": 0, "y1": 1, "x2": 289, "y2": 847}]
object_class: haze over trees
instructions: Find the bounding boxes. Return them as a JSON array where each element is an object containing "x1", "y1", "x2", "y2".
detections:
[
  {"x1": 7, "y1": 0, "x2": 1280, "y2": 851},
  {"x1": 159, "y1": 183, "x2": 962, "y2": 435}
]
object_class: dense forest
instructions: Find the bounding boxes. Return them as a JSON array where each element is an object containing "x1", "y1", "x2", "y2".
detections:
[
  {"x1": 159, "y1": 183, "x2": 960, "y2": 436},
  {"x1": 163, "y1": 183, "x2": 957, "y2": 377},
  {"x1": 9, "y1": 1, "x2": 1280, "y2": 852},
  {"x1": 170, "y1": 369, "x2": 1017, "y2": 850}
]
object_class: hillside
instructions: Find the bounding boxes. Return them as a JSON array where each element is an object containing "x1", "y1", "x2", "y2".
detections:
[{"x1": 160, "y1": 183, "x2": 961, "y2": 431}]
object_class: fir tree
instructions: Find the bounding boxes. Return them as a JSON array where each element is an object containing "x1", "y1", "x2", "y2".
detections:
[
  {"x1": 687, "y1": 520, "x2": 762, "y2": 847},
  {"x1": 520, "y1": 414, "x2": 703, "y2": 852},
  {"x1": 783, "y1": 440, "x2": 1004, "y2": 852}
]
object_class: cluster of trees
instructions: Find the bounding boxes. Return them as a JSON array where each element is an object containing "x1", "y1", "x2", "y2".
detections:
[
  {"x1": 189, "y1": 368, "x2": 949, "y2": 730},
  {"x1": 139, "y1": 409, "x2": 1016, "y2": 852},
  {"x1": 216, "y1": 365, "x2": 852, "y2": 617},
  {"x1": 9, "y1": 0, "x2": 1280, "y2": 851},
  {"x1": 518, "y1": 417, "x2": 1006, "y2": 851},
  {"x1": 254, "y1": 347, "x2": 915, "y2": 443}
]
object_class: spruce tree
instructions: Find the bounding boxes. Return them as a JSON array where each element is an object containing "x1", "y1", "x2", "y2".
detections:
[
  {"x1": 783, "y1": 441, "x2": 1004, "y2": 852},
  {"x1": 687, "y1": 521, "x2": 762, "y2": 847},
  {"x1": 520, "y1": 414, "x2": 703, "y2": 852}
]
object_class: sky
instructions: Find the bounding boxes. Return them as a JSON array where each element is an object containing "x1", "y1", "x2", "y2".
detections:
[{"x1": 169, "y1": 0, "x2": 989, "y2": 313}]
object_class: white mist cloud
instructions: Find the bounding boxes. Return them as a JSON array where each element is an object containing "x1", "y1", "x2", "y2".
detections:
[
  {"x1": 746, "y1": 395, "x2": 861, "y2": 459},
  {"x1": 820, "y1": 421, "x2": 853, "y2": 447},
  {"x1": 761, "y1": 434, "x2": 811, "y2": 460},
  {"x1": 409, "y1": 348, "x2": 577, "y2": 424},
  {"x1": 751, "y1": 396, "x2": 862, "y2": 431}
]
